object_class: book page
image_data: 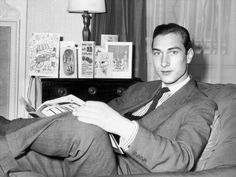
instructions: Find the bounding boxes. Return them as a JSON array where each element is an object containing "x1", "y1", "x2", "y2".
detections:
[
  {"x1": 39, "y1": 102, "x2": 81, "y2": 116},
  {"x1": 36, "y1": 94, "x2": 85, "y2": 116}
]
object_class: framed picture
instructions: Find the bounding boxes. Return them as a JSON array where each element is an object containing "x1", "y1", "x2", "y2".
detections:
[
  {"x1": 94, "y1": 45, "x2": 113, "y2": 78},
  {"x1": 105, "y1": 42, "x2": 133, "y2": 78},
  {"x1": 29, "y1": 32, "x2": 60, "y2": 77},
  {"x1": 59, "y1": 41, "x2": 77, "y2": 78},
  {"x1": 78, "y1": 41, "x2": 95, "y2": 78},
  {"x1": 101, "y1": 34, "x2": 118, "y2": 48}
]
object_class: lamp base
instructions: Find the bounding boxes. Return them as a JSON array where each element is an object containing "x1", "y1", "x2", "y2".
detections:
[{"x1": 82, "y1": 11, "x2": 91, "y2": 41}]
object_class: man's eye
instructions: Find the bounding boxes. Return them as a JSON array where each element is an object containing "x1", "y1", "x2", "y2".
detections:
[
  {"x1": 169, "y1": 50, "x2": 179, "y2": 55},
  {"x1": 153, "y1": 51, "x2": 161, "y2": 56}
]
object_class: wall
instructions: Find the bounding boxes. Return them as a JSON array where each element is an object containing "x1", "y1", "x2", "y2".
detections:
[{"x1": 27, "y1": 0, "x2": 83, "y2": 45}]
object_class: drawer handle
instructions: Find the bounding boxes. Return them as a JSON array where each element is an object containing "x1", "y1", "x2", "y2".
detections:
[
  {"x1": 117, "y1": 87, "x2": 125, "y2": 96},
  {"x1": 88, "y1": 87, "x2": 97, "y2": 95},
  {"x1": 58, "y1": 88, "x2": 67, "y2": 96}
]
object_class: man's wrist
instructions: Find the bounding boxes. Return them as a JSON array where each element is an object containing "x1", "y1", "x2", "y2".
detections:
[{"x1": 119, "y1": 121, "x2": 139, "y2": 151}]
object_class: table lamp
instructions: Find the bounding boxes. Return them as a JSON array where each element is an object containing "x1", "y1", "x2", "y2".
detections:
[{"x1": 68, "y1": 0, "x2": 106, "y2": 41}]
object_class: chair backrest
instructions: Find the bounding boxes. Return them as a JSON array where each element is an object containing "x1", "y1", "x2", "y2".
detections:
[{"x1": 195, "y1": 82, "x2": 236, "y2": 170}]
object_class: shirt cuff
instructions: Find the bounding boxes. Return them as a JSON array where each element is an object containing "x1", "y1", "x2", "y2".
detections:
[{"x1": 119, "y1": 121, "x2": 139, "y2": 151}]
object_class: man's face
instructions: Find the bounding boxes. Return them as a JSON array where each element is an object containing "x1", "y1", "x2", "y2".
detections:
[{"x1": 152, "y1": 32, "x2": 193, "y2": 87}]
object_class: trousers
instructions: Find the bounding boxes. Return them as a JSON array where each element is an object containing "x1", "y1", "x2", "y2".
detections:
[{"x1": 0, "y1": 112, "x2": 117, "y2": 177}]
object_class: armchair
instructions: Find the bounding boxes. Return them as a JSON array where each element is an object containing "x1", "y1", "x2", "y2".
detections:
[
  {"x1": 115, "y1": 81, "x2": 236, "y2": 177},
  {"x1": 1, "y1": 81, "x2": 236, "y2": 177}
]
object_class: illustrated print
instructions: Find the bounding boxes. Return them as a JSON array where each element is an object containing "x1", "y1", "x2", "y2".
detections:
[{"x1": 63, "y1": 49, "x2": 75, "y2": 75}]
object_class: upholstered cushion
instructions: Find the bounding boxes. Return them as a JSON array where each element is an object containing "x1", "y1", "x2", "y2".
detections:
[
  {"x1": 0, "y1": 116, "x2": 10, "y2": 135},
  {"x1": 9, "y1": 171, "x2": 45, "y2": 177},
  {"x1": 203, "y1": 101, "x2": 236, "y2": 169},
  {"x1": 0, "y1": 116, "x2": 10, "y2": 124},
  {"x1": 195, "y1": 82, "x2": 236, "y2": 170},
  {"x1": 195, "y1": 110, "x2": 221, "y2": 170}
]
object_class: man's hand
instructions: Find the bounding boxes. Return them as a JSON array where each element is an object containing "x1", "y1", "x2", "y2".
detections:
[{"x1": 73, "y1": 101, "x2": 135, "y2": 138}]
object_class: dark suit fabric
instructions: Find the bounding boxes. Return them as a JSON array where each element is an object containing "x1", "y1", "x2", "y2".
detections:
[
  {"x1": 0, "y1": 113, "x2": 117, "y2": 177},
  {"x1": 108, "y1": 79, "x2": 217, "y2": 174}
]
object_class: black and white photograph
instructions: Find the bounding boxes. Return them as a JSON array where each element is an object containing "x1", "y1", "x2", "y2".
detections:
[{"x1": 1, "y1": 0, "x2": 236, "y2": 177}]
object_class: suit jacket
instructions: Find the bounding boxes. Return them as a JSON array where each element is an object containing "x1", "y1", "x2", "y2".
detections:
[{"x1": 108, "y1": 79, "x2": 217, "y2": 174}]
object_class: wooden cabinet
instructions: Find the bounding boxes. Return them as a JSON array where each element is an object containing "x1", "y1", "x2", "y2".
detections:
[{"x1": 41, "y1": 78, "x2": 142, "y2": 103}]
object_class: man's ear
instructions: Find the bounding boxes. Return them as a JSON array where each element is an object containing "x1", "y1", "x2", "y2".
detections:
[{"x1": 186, "y1": 48, "x2": 194, "y2": 64}]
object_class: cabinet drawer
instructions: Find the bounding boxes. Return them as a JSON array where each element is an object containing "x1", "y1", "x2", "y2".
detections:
[{"x1": 41, "y1": 78, "x2": 141, "y2": 103}]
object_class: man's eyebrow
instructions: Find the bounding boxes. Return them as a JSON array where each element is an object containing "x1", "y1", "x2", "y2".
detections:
[
  {"x1": 168, "y1": 47, "x2": 183, "y2": 51},
  {"x1": 152, "y1": 48, "x2": 161, "y2": 51},
  {"x1": 152, "y1": 47, "x2": 183, "y2": 51}
]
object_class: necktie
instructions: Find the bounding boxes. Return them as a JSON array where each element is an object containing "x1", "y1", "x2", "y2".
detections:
[
  {"x1": 143, "y1": 87, "x2": 170, "y2": 116},
  {"x1": 124, "y1": 112, "x2": 142, "y2": 120},
  {"x1": 124, "y1": 87, "x2": 170, "y2": 120}
]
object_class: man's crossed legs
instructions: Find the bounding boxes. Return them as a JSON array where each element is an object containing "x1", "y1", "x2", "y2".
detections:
[{"x1": 2, "y1": 113, "x2": 117, "y2": 177}]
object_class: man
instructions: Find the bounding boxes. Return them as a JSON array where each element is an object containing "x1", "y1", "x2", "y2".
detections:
[
  {"x1": 74, "y1": 23, "x2": 217, "y2": 174},
  {"x1": 0, "y1": 23, "x2": 216, "y2": 177}
]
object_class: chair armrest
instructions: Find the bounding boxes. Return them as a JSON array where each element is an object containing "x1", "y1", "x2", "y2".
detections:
[{"x1": 108, "y1": 166, "x2": 236, "y2": 177}]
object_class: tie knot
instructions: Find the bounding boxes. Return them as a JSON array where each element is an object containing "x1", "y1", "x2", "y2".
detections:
[
  {"x1": 160, "y1": 87, "x2": 170, "y2": 94},
  {"x1": 143, "y1": 87, "x2": 170, "y2": 116}
]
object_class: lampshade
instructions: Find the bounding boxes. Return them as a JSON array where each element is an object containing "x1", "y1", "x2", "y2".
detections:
[{"x1": 68, "y1": 0, "x2": 106, "y2": 13}]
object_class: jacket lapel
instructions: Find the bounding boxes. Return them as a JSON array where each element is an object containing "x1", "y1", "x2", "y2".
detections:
[
  {"x1": 139, "y1": 79, "x2": 197, "y2": 130},
  {"x1": 117, "y1": 81, "x2": 162, "y2": 115}
]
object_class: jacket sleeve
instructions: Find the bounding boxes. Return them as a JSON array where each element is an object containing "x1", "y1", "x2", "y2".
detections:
[{"x1": 124, "y1": 99, "x2": 216, "y2": 173}]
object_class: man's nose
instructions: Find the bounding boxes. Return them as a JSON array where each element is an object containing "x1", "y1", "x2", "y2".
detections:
[{"x1": 161, "y1": 54, "x2": 170, "y2": 67}]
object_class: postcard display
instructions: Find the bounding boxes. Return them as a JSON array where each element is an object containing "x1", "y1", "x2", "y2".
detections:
[
  {"x1": 28, "y1": 33, "x2": 60, "y2": 77},
  {"x1": 28, "y1": 33, "x2": 133, "y2": 79},
  {"x1": 101, "y1": 34, "x2": 119, "y2": 48},
  {"x1": 59, "y1": 41, "x2": 78, "y2": 78},
  {"x1": 78, "y1": 41, "x2": 95, "y2": 78},
  {"x1": 94, "y1": 45, "x2": 113, "y2": 78},
  {"x1": 105, "y1": 42, "x2": 133, "y2": 78}
]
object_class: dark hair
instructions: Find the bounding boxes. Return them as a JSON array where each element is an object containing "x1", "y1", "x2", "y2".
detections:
[{"x1": 152, "y1": 23, "x2": 192, "y2": 52}]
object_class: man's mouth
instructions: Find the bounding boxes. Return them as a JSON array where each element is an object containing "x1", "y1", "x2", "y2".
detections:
[{"x1": 161, "y1": 71, "x2": 171, "y2": 75}]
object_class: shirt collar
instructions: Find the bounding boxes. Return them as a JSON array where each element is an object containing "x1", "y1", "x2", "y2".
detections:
[{"x1": 162, "y1": 75, "x2": 191, "y2": 95}]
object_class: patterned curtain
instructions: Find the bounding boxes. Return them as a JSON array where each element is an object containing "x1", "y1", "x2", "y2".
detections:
[
  {"x1": 91, "y1": 0, "x2": 147, "y2": 81},
  {"x1": 146, "y1": 0, "x2": 235, "y2": 84}
]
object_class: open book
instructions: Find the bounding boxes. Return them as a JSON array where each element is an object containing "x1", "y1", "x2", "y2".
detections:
[{"x1": 20, "y1": 94, "x2": 124, "y2": 154}]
